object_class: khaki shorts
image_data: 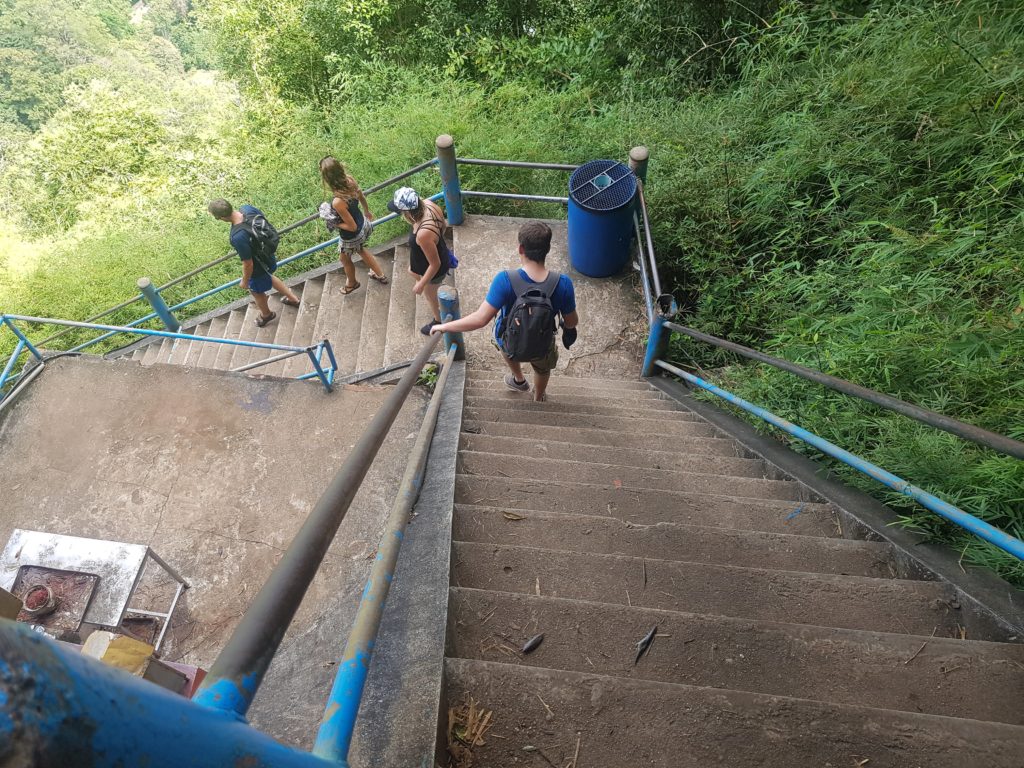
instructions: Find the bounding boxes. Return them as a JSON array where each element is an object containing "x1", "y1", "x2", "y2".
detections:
[{"x1": 493, "y1": 339, "x2": 559, "y2": 375}]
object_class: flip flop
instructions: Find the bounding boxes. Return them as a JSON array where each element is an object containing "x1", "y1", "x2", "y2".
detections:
[
  {"x1": 369, "y1": 272, "x2": 389, "y2": 285},
  {"x1": 342, "y1": 281, "x2": 361, "y2": 295},
  {"x1": 280, "y1": 296, "x2": 300, "y2": 307},
  {"x1": 255, "y1": 311, "x2": 277, "y2": 328}
]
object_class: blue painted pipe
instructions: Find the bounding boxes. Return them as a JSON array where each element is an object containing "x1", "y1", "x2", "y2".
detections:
[
  {"x1": 67, "y1": 311, "x2": 160, "y2": 354},
  {"x1": 437, "y1": 286, "x2": 465, "y2": 361},
  {"x1": 436, "y1": 135, "x2": 464, "y2": 225},
  {"x1": 2, "y1": 316, "x2": 43, "y2": 360},
  {"x1": 0, "y1": 338, "x2": 25, "y2": 391},
  {"x1": 138, "y1": 277, "x2": 181, "y2": 332},
  {"x1": 5, "y1": 315, "x2": 314, "y2": 354},
  {"x1": 653, "y1": 359, "x2": 1024, "y2": 561},
  {"x1": 0, "y1": 619, "x2": 333, "y2": 768},
  {"x1": 642, "y1": 316, "x2": 666, "y2": 378}
]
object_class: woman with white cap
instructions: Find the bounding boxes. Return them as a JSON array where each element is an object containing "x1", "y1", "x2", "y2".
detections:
[{"x1": 387, "y1": 186, "x2": 452, "y2": 335}]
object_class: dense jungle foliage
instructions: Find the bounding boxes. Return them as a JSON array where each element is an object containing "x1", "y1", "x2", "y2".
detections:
[{"x1": 0, "y1": 0, "x2": 1021, "y2": 582}]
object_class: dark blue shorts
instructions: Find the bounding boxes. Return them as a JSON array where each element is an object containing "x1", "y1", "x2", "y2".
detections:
[{"x1": 248, "y1": 272, "x2": 273, "y2": 294}]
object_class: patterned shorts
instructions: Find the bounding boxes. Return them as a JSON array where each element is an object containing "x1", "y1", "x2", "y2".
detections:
[{"x1": 338, "y1": 217, "x2": 372, "y2": 256}]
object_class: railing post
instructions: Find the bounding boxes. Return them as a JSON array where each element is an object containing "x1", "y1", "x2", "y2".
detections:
[
  {"x1": 642, "y1": 315, "x2": 668, "y2": 378},
  {"x1": 435, "y1": 134, "x2": 464, "y2": 225},
  {"x1": 629, "y1": 145, "x2": 650, "y2": 184},
  {"x1": 306, "y1": 346, "x2": 333, "y2": 393},
  {"x1": 137, "y1": 278, "x2": 181, "y2": 332},
  {"x1": 2, "y1": 317, "x2": 43, "y2": 360},
  {"x1": 437, "y1": 286, "x2": 466, "y2": 361}
]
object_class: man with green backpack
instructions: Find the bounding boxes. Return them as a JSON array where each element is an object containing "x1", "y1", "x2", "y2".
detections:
[{"x1": 432, "y1": 221, "x2": 579, "y2": 402}]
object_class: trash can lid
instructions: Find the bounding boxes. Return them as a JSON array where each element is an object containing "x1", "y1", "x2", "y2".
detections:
[{"x1": 569, "y1": 160, "x2": 637, "y2": 212}]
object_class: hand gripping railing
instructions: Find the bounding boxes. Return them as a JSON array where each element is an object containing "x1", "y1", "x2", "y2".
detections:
[{"x1": 0, "y1": 315, "x2": 338, "y2": 394}]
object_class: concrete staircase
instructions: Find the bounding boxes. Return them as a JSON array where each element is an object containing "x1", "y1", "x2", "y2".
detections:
[
  {"x1": 121, "y1": 242, "x2": 451, "y2": 378},
  {"x1": 442, "y1": 370, "x2": 1024, "y2": 767}
]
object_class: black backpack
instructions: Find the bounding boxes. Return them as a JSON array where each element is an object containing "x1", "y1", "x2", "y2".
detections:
[
  {"x1": 500, "y1": 270, "x2": 561, "y2": 362},
  {"x1": 234, "y1": 211, "x2": 280, "y2": 273}
]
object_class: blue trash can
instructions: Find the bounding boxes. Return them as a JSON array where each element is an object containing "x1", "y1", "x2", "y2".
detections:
[{"x1": 567, "y1": 160, "x2": 638, "y2": 277}]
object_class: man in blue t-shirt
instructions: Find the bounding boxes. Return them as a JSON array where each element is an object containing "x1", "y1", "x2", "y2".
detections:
[
  {"x1": 433, "y1": 221, "x2": 579, "y2": 402},
  {"x1": 208, "y1": 199, "x2": 300, "y2": 327}
]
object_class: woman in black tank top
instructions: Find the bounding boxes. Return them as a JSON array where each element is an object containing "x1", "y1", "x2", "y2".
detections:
[
  {"x1": 319, "y1": 156, "x2": 389, "y2": 293},
  {"x1": 387, "y1": 187, "x2": 451, "y2": 335}
]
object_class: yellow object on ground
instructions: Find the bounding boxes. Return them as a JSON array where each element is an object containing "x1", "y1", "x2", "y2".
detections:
[{"x1": 82, "y1": 631, "x2": 155, "y2": 675}]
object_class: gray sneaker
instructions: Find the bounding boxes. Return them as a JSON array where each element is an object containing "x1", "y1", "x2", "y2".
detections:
[{"x1": 504, "y1": 373, "x2": 530, "y2": 393}]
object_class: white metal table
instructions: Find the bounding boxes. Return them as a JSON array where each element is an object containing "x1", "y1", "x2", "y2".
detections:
[{"x1": 0, "y1": 529, "x2": 189, "y2": 651}]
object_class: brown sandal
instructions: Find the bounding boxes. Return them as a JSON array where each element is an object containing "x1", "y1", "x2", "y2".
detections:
[
  {"x1": 280, "y1": 296, "x2": 300, "y2": 307},
  {"x1": 369, "y1": 272, "x2": 389, "y2": 285},
  {"x1": 255, "y1": 311, "x2": 277, "y2": 328},
  {"x1": 342, "y1": 281, "x2": 361, "y2": 295}
]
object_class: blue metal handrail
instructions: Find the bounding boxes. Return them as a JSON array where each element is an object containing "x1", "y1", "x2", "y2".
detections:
[
  {"x1": 654, "y1": 359, "x2": 1024, "y2": 561},
  {"x1": 0, "y1": 314, "x2": 337, "y2": 393},
  {"x1": 635, "y1": 188, "x2": 1024, "y2": 562}
]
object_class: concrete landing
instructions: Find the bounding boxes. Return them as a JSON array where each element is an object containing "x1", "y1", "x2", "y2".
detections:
[
  {"x1": 0, "y1": 356, "x2": 430, "y2": 752},
  {"x1": 452, "y1": 214, "x2": 646, "y2": 378}
]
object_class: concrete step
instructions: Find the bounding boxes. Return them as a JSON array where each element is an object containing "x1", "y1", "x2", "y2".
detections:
[
  {"x1": 458, "y1": 451, "x2": 804, "y2": 501},
  {"x1": 462, "y1": 419, "x2": 744, "y2": 456},
  {"x1": 246, "y1": 292, "x2": 288, "y2": 370},
  {"x1": 467, "y1": 371, "x2": 651, "y2": 391},
  {"x1": 152, "y1": 339, "x2": 175, "y2": 366},
  {"x1": 180, "y1": 320, "x2": 211, "y2": 367},
  {"x1": 252, "y1": 284, "x2": 303, "y2": 377},
  {"x1": 383, "y1": 244, "x2": 419, "y2": 366},
  {"x1": 442, "y1": 658, "x2": 1024, "y2": 767},
  {"x1": 463, "y1": 394, "x2": 699, "y2": 418},
  {"x1": 161, "y1": 335, "x2": 186, "y2": 365},
  {"x1": 253, "y1": 292, "x2": 301, "y2": 375},
  {"x1": 195, "y1": 315, "x2": 229, "y2": 369},
  {"x1": 140, "y1": 335, "x2": 166, "y2": 366},
  {"x1": 212, "y1": 309, "x2": 246, "y2": 370},
  {"x1": 464, "y1": 380, "x2": 665, "y2": 400},
  {"x1": 329, "y1": 269, "x2": 368, "y2": 377},
  {"x1": 227, "y1": 303, "x2": 262, "y2": 370},
  {"x1": 458, "y1": 433, "x2": 766, "y2": 478},
  {"x1": 281, "y1": 276, "x2": 325, "y2": 379},
  {"x1": 452, "y1": 505, "x2": 892, "y2": 577},
  {"x1": 451, "y1": 542, "x2": 958, "y2": 635},
  {"x1": 267, "y1": 278, "x2": 318, "y2": 378},
  {"x1": 464, "y1": 387, "x2": 671, "y2": 411},
  {"x1": 464, "y1": 407, "x2": 718, "y2": 438},
  {"x1": 454, "y1": 478, "x2": 837, "y2": 536},
  {"x1": 449, "y1": 589, "x2": 1024, "y2": 725},
  {"x1": 356, "y1": 258, "x2": 390, "y2": 372}
]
